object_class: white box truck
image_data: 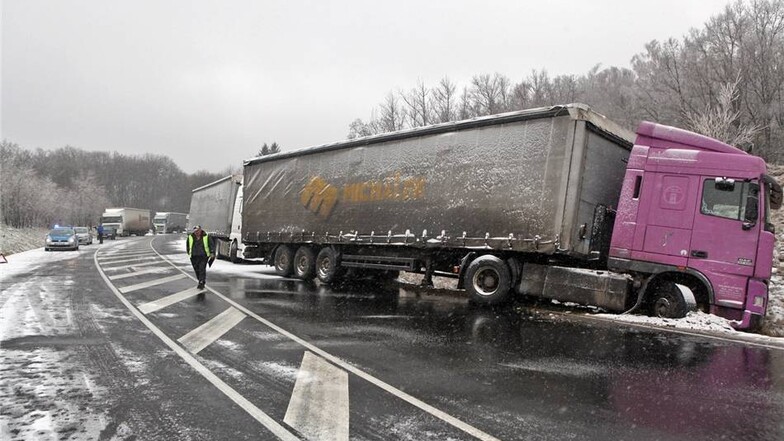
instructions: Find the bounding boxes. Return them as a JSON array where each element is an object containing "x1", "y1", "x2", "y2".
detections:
[
  {"x1": 100, "y1": 207, "x2": 152, "y2": 237},
  {"x1": 153, "y1": 212, "x2": 188, "y2": 234}
]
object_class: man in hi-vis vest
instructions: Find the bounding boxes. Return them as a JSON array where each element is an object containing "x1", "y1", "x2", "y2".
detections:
[{"x1": 186, "y1": 225, "x2": 216, "y2": 290}]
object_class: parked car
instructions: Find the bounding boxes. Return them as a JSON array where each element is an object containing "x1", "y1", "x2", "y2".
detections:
[
  {"x1": 45, "y1": 227, "x2": 79, "y2": 251},
  {"x1": 73, "y1": 227, "x2": 93, "y2": 245}
]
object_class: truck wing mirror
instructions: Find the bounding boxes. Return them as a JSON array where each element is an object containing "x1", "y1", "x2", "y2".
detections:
[
  {"x1": 763, "y1": 174, "x2": 782, "y2": 209},
  {"x1": 714, "y1": 177, "x2": 736, "y2": 191},
  {"x1": 743, "y1": 186, "x2": 759, "y2": 230}
]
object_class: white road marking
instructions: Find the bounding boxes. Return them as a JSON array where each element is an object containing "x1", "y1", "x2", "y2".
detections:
[
  {"x1": 138, "y1": 287, "x2": 203, "y2": 314},
  {"x1": 101, "y1": 261, "x2": 170, "y2": 272},
  {"x1": 108, "y1": 267, "x2": 173, "y2": 280},
  {"x1": 93, "y1": 251, "x2": 299, "y2": 441},
  {"x1": 118, "y1": 274, "x2": 186, "y2": 293},
  {"x1": 100, "y1": 256, "x2": 160, "y2": 266},
  {"x1": 98, "y1": 251, "x2": 153, "y2": 258},
  {"x1": 177, "y1": 307, "x2": 246, "y2": 354},
  {"x1": 284, "y1": 351, "x2": 349, "y2": 441},
  {"x1": 150, "y1": 242, "x2": 502, "y2": 441}
]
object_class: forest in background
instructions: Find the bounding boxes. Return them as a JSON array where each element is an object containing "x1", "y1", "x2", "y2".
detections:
[
  {"x1": 0, "y1": 140, "x2": 228, "y2": 228},
  {"x1": 349, "y1": 0, "x2": 784, "y2": 164}
]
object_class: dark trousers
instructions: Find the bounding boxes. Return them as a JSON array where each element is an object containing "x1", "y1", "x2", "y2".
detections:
[
  {"x1": 191, "y1": 255, "x2": 208, "y2": 284},
  {"x1": 98, "y1": 233, "x2": 103, "y2": 244}
]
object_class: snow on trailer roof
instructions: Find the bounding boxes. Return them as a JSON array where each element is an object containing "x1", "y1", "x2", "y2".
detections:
[
  {"x1": 243, "y1": 103, "x2": 637, "y2": 166},
  {"x1": 190, "y1": 174, "x2": 242, "y2": 193}
]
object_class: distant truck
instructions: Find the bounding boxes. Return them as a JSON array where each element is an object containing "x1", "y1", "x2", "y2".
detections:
[
  {"x1": 153, "y1": 212, "x2": 188, "y2": 234},
  {"x1": 241, "y1": 104, "x2": 782, "y2": 330},
  {"x1": 101, "y1": 207, "x2": 152, "y2": 237},
  {"x1": 188, "y1": 175, "x2": 245, "y2": 262}
]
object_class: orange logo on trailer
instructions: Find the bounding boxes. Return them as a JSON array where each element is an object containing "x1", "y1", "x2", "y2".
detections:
[
  {"x1": 300, "y1": 173, "x2": 426, "y2": 219},
  {"x1": 300, "y1": 177, "x2": 339, "y2": 219}
]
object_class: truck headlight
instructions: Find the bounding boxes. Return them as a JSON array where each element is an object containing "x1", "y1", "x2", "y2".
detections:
[{"x1": 754, "y1": 296, "x2": 765, "y2": 308}]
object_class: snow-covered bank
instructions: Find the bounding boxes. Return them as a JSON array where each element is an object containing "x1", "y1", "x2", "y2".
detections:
[{"x1": 0, "y1": 224, "x2": 48, "y2": 256}]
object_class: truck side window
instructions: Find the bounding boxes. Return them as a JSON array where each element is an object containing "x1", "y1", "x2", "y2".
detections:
[{"x1": 701, "y1": 178, "x2": 747, "y2": 221}]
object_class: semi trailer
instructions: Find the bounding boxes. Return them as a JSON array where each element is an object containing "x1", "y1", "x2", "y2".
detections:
[
  {"x1": 241, "y1": 104, "x2": 782, "y2": 330},
  {"x1": 100, "y1": 207, "x2": 152, "y2": 237},
  {"x1": 188, "y1": 175, "x2": 245, "y2": 262},
  {"x1": 153, "y1": 212, "x2": 188, "y2": 234}
]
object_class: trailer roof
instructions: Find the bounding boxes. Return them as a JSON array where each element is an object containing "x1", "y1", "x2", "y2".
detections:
[
  {"x1": 244, "y1": 104, "x2": 636, "y2": 166},
  {"x1": 190, "y1": 174, "x2": 242, "y2": 193}
]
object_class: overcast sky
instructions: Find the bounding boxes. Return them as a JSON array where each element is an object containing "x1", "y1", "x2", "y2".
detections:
[{"x1": 2, "y1": 0, "x2": 730, "y2": 173}]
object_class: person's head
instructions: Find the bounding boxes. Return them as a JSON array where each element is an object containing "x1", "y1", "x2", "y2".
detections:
[{"x1": 192, "y1": 225, "x2": 203, "y2": 236}]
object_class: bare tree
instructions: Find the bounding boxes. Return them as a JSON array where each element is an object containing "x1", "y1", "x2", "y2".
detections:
[
  {"x1": 685, "y1": 77, "x2": 763, "y2": 150},
  {"x1": 401, "y1": 80, "x2": 432, "y2": 127},
  {"x1": 432, "y1": 77, "x2": 457, "y2": 123},
  {"x1": 469, "y1": 73, "x2": 511, "y2": 115},
  {"x1": 377, "y1": 92, "x2": 407, "y2": 132}
]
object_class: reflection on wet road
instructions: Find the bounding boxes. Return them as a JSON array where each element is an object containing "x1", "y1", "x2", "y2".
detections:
[{"x1": 7, "y1": 235, "x2": 779, "y2": 440}]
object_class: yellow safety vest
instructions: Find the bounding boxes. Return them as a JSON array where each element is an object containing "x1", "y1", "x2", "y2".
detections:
[{"x1": 188, "y1": 234, "x2": 211, "y2": 257}]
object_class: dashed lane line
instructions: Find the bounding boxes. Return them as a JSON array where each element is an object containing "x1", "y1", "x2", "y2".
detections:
[
  {"x1": 99, "y1": 256, "x2": 160, "y2": 265},
  {"x1": 118, "y1": 274, "x2": 186, "y2": 294},
  {"x1": 137, "y1": 287, "x2": 204, "y2": 314},
  {"x1": 284, "y1": 351, "x2": 349, "y2": 441},
  {"x1": 101, "y1": 260, "x2": 169, "y2": 272},
  {"x1": 98, "y1": 251, "x2": 155, "y2": 259},
  {"x1": 93, "y1": 248, "x2": 301, "y2": 441},
  {"x1": 177, "y1": 307, "x2": 247, "y2": 354},
  {"x1": 149, "y1": 238, "x2": 502, "y2": 441},
  {"x1": 108, "y1": 267, "x2": 173, "y2": 280}
]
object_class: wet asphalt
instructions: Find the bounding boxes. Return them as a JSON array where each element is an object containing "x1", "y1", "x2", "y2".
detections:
[{"x1": 2, "y1": 235, "x2": 784, "y2": 441}]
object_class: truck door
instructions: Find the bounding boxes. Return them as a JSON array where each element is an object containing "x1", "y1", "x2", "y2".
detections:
[{"x1": 688, "y1": 178, "x2": 760, "y2": 308}]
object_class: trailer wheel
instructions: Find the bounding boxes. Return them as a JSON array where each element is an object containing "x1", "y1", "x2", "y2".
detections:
[
  {"x1": 230, "y1": 240, "x2": 240, "y2": 264},
  {"x1": 465, "y1": 255, "x2": 512, "y2": 305},
  {"x1": 649, "y1": 281, "x2": 696, "y2": 319},
  {"x1": 274, "y1": 245, "x2": 294, "y2": 277},
  {"x1": 294, "y1": 246, "x2": 316, "y2": 280},
  {"x1": 315, "y1": 247, "x2": 342, "y2": 284}
]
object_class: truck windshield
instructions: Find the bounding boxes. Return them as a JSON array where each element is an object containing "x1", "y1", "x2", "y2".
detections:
[
  {"x1": 102, "y1": 216, "x2": 122, "y2": 223},
  {"x1": 154, "y1": 217, "x2": 166, "y2": 222},
  {"x1": 701, "y1": 179, "x2": 753, "y2": 221}
]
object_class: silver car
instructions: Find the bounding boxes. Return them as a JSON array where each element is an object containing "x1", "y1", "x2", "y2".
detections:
[{"x1": 73, "y1": 227, "x2": 93, "y2": 245}]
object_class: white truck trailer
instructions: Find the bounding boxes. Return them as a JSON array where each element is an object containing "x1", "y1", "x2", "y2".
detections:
[
  {"x1": 100, "y1": 207, "x2": 152, "y2": 237},
  {"x1": 188, "y1": 175, "x2": 245, "y2": 262},
  {"x1": 153, "y1": 212, "x2": 188, "y2": 234}
]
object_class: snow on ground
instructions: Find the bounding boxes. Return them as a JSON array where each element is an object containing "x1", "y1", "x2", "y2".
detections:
[
  {"x1": 0, "y1": 245, "x2": 112, "y2": 440},
  {"x1": 0, "y1": 225, "x2": 48, "y2": 256}
]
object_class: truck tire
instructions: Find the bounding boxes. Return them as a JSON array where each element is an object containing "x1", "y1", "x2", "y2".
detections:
[
  {"x1": 315, "y1": 247, "x2": 342, "y2": 284},
  {"x1": 465, "y1": 255, "x2": 512, "y2": 305},
  {"x1": 230, "y1": 240, "x2": 241, "y2": 264},
  {"x1": 294, "y1": 246, "x2": 316, "y2": 280},
  {"x1": 649, "y1": 281, "x2": 695, "y2": 319},
  {"x1": 274, "y1": 245, "x2": 294, "y2": 277}
]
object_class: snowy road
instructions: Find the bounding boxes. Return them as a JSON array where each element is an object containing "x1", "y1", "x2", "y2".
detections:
[{"x1": 2, "y1": 236, "x2": 784, "y2": 440}]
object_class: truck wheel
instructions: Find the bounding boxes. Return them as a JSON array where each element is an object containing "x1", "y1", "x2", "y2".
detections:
[
  {"x1": 230, "y1": 240, "x2": 241, "y2": 264},
  {"x1": 649, "y1": 281, "x2": 696, "y2": 319},
  {"x1": 294, "y1": 247, "x2": 316, "y2": 280},
  {"x1": 315, "y1": 247, "x2": 342, "y2": 284},
  {"x1": 274, "y1": 245, "x2": 294, "y2": 277},
  {"x1": 465, "y1": 255, "x2": 512, "y2": 305}
]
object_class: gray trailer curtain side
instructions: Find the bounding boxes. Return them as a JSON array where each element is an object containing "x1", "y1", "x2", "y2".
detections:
[{"x1": 242, "y1": 104, "x2": 634, "y2": 260}]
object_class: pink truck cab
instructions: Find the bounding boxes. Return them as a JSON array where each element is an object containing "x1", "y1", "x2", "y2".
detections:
[{"x1": 609, "y1": 122, "x2": 783, "y2": 330}]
